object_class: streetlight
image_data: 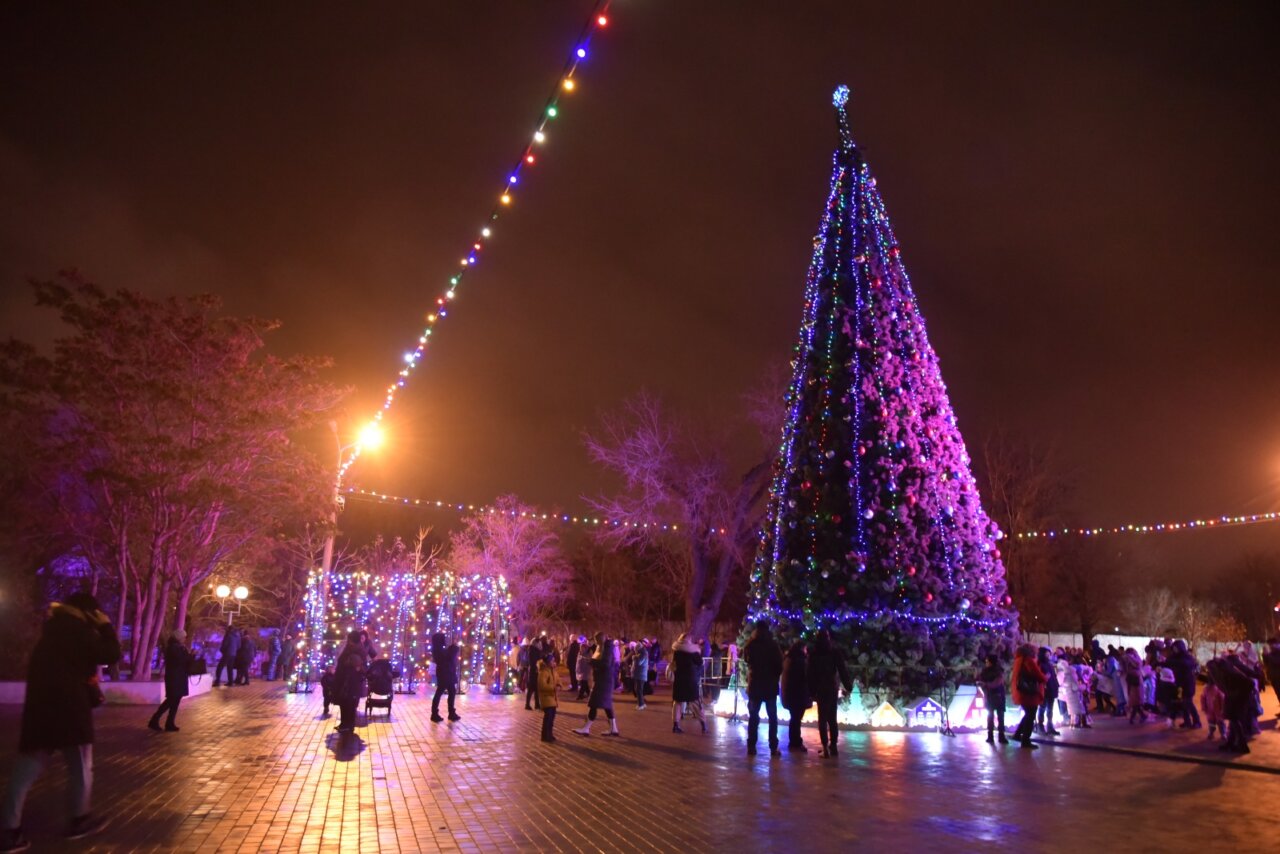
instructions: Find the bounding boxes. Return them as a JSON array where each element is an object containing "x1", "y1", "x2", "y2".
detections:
[
  {"x1": 216, "y1": 583, "x2": 249, "y2": 625},
  {"x1": 311, "y1": 419, "x2": 386, "y2": 679}
]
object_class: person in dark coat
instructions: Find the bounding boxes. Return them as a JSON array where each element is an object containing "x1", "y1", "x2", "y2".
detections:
[
  {"x1": 566, "y1": 636, "x2": 581, "y2": 693},
  {"x1": 0, "y1": 592, "x2": 120, "y2": 848},
  {"x1": 148, "y1": 629, "x2": 192, "y2": 732},
  {"x1": 333, "y1": 632, "x2": 366, "y2": 734},
  {"x1": 805, "y1": 629, "x2": 852, "y2": 757},
  {"x1": 977, "y1": 655, "x2": 1008, "y2": 744},
  {"x1": 1165, "y1": 639, "x2": 1201, "y2": 728},
  {"x1": 524, "y1": 636, "x2": 544, "y2": 711},
  {"x1": 670, "y1": 633, "x2": 705, "y2": 734},
  {"x1": 780, "y1": 641, "x2": 811, "y2": 752},
  {"x1": 265, "y1": 630, "x2": 283, "y2": 681},
  {"x1": 1263, "y1": 638, "x2": 1280, "y2": 711},
  {"x1": 430, "y1": 632, "x2": 461, "y2": 723},
  {"x1": 574, "y1": 634, "x2": 620, "y2": 737},
  {"x1": 214, "y1": 626, "x2": 239, "y2": 687},
  {"x1": 280, "y1": 634, "x2": 297, "y2": 684},
  {"x1": 743, "y1": 621, "x2": 784, "y2": 757},
  {"x1": 235, "y1": 629, "x2": 256, "y2": 685},
  {"x1": 1035, "y1": 648, "x2": 1061, "y2": 736}
]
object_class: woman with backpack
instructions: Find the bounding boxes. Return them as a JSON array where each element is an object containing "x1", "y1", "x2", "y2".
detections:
[{"x1": 333, "y1": 631, "x2": 366, "y2": 734}]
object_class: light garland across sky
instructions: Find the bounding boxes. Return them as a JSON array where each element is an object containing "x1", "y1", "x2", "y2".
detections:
[
  {"x1": 340, "y1": 0, "x2": 614, "y2": 480},
  {"x1": 342, "y1": 487, "x2": 1279, "y2": 540}
]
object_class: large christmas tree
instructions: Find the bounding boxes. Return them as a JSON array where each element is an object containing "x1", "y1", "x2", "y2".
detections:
[{"x1": 747, "y1": 87, "x2": 1019, "y2": 699}]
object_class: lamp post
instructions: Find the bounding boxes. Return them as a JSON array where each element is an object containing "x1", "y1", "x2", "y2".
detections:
[
  {"x1": 310, "y1": 419, "x2": 384, "y2": 682},
  {"x1": 216, "y1": 584, "x2": 249, "y2": 625}
]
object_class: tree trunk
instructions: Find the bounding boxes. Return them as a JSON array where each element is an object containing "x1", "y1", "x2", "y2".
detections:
[
  {"x1": 173, "y1": 583, "x2": 194, "y2": 636},
  {"x1": 130, "y1": 573, "x2": 157, "y2": 678}
]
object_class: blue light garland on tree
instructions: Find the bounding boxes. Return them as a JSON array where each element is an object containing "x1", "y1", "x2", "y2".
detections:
[{"x1": 746, "y1": 86, "x2": 1020, "y2": 699}]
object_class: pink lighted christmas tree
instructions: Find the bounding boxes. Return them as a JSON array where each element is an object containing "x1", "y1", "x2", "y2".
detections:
[{"x1": 747, "y1": 86, "x2": 1019, "y2": 697}]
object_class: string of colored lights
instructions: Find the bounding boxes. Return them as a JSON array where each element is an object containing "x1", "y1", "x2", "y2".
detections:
[
  {"x1": 338, "y1": 1, "x2": 614, "y2": 482},
  {"x1": 341, "y1": 487, "x2": 1280, "y2": 540}
]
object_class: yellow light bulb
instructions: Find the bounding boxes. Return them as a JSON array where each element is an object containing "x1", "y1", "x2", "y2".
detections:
[{"x1": 562, "y1": 79, "x2": 575, "y2": 92}]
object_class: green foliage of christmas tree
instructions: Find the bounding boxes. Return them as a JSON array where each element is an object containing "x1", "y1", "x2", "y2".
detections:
[{"x1": 747, "y1": 87, "x2": 1020, "y2": 699}]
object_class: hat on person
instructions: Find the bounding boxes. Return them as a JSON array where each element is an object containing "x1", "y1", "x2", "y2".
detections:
[{"x1": 172, "y1": 628, "x2": 187, "y2": 642}]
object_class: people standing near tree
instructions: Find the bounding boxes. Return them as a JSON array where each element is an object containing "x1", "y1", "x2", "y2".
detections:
[
  {"x1": 978, "y1": 654, "x2": 1008, "y2": 744},
  {"x1": 280, "y1": 634, "x2": 297, "y2": 683},
  {"x1": 574, "y1": 634, "x2": 620, "y2": 737},
  {"x1": 265, "y1": 630, "x2": 283, "y2": 681},
  {"x1": 574, "y1": 638, "x2": 593, "y2": 701},
  {"x1": 536, "y1": 655, "x2": 560, "y2": 743},
  {"x1": 1057, "y1": 655, "x2": 1087, "y2": 729},
  {"x1": 1165, "y1": 640, "x2": 1200, "y2": 728},
  {"x1": 430, "y1": 632, "x2": 461, "y2": 723},
  {"x1": 524, "y1": 636, "x2": 544, "y2": 711},
  {"x1": 214, "y1": 626, "x2": 239, "y2": 687},
  {"x1": 148, "y1": 629, "x2": 192, "y2": 733},
  {"x1": 743, "y1": 621, "x2": 783, "y2": 757},
  {"x1": 1035, "y1": 648, "x2": 1060, "y2": 736},
  {"x1": 333, "y1": 631, "x2": 366, "y2": 735},
  {"x1": 630, "y1": 642, "x2": 649, "y2": 710},
  {"x1": 670, "y1": 634, "x2": 705, "y2": 734},
  {"x1": 1010, "y1": 644, "x2": 1046, "y2": 750},
  {"x1": 0, "y1": 592, "x2": 121, "y2": 850},
  {"x1": 235, "y1": 629, "x2": 257, "y2": 685},
  {"x1": 780, "y1": 640, "x2": 810, "y2": 753},
  {"x1": 806, "y1": 629, "x2": 852, "y2": 757},
  {"x1": 566, "y1": 636, "x2": 581, "y2": 694},
  {"x1": 1122, "y1": 648, "x2": 1146, "y2": 724}
]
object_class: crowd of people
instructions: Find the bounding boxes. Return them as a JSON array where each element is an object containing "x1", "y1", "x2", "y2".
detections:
[{"x1": 997, "y1": 637, "x2": 1279, "y2": 755}]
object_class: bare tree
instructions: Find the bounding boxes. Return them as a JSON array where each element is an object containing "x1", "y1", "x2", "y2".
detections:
[
  {"x1": 975, "y1": 427, "x2": 1071, "y2": 624},
  {"x1": 444, "y1": 495, "x2": 572, "y2": 632},
  {"x1": 583, "y1": 392, "x2": 773, "y2": 642},
  {"x1": 1120, "y1": 586, "x2": 1181, "y2": 636}
]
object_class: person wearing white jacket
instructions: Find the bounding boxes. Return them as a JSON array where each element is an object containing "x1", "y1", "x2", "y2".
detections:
[{"x1": 1057, "y1": 657, "x2": 1086, "y2": 728}]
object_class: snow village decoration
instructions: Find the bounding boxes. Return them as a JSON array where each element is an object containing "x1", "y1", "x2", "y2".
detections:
[
  {"x1": 869, "y1": 701, "x2": 906, "y2": 729},
  {"x1": 744, "y1": 86, "x2": 1020, "y2": 706},
  {"x1": 294, "y1": 569, "x2": 514, "y2": 694},
  {"x1": 907, "y1": 697, "x2": 946, "y2": 728}
]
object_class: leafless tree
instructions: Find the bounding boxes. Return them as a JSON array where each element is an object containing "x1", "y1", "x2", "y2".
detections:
[
  {"x1": 582, "y1": 392, "x2": 773, "y2": 642},
  {"x1": 444, "y1": 495, "x2": 572, "y2": 632},
  {"x1": 1120, "y1": 586, "x2": 1181, "y2": 636}
]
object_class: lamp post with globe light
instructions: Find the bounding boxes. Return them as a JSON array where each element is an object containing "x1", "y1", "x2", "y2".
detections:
[{"x1": 216, "y1": 583, "x2": 249, "y2": 625}]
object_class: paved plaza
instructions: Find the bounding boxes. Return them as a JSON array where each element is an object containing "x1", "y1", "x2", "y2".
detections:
[{"x1": 2, "y1": 681, "x2": 1279, "y2": 853}]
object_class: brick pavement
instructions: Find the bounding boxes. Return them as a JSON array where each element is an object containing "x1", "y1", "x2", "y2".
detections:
[{"x1": 2, "y1": 679, "x2": 1280, "y2": 853}]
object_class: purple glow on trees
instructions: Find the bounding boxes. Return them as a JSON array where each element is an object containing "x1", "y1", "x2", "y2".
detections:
[{"x1": 747, "y1": 89, "x2": 1019, "y2": 696}]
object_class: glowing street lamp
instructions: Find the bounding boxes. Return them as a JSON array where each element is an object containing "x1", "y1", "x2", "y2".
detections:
[{"x1": 216, "y1": 583, "x2": 248, "y2": 625}]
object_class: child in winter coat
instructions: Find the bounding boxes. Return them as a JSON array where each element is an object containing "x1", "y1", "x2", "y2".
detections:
[
  {"x1": 536, "y1": 657, "x2": 560, "y2": 742},
  {"x1": 1200, "y1": 673, "x2": 1225, "y2": 741}
]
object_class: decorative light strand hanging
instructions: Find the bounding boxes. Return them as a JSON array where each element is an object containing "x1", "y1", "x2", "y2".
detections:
[
  {"x1": 342, "y1": 486, "x2": 1279, "y2": 540},
  {"x1": 341, "y1": 0, "x2": 614, "y2": 480}
]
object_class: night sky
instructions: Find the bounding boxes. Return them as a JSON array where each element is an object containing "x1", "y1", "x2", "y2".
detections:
[{"x1": 3, "y1": 2, "x2": 1278, "y2": 577}]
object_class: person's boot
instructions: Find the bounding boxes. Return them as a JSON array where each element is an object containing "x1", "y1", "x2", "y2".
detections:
[
  {"x1": 430, "y1": 708, "x2": 443, "y2": 723},
  {"x1": 747, "y1": 741, "x2": 757, "y2": 756},
  {"x1": 998, "y1": 730, "x2": 1009, "y2": 744},
  {"x1": 604, "y1": 718, "x2": 620, "y2": 737},
  {"x1": 1020, "y1": 739, "x2": 1038, "y2": 750},
  {"x1": 148, "y1": 714, "x2": 162, "y2": 732},
  {"x1": 164, "y1": 719, "x2": 180, "y2": 732},
  {"x1": 820, "y1": 742, "x2": 830, "y2": 758},
  {"x1": 448, "y1": 708, "x2": 461, "y2": 722},
  {"x1": 673, "y1": 722, "x2": 683, "y2": 733},
  {"x1": 986, "y1": 727, "x2": 994, "y2": 744},
  {"x1": 573, "y1": 721, "x2": 592, "y2": 736}
]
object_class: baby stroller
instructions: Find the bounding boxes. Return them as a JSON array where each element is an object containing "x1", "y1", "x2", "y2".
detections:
[{"x1": 365, "y1": 658, "x2": 397, "y2": 720}]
